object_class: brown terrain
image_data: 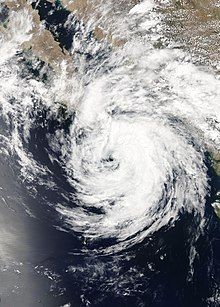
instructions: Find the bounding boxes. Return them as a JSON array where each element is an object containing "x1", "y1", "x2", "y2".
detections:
[
  {"x1": 2, "y1": 1, "x2": 220, "y2": 69},
  {"x1": 1, "y1": 0, "x2": 220, "y2": 176},
  {"x1": 61, "y1": 0, "x2": 140, "y2": 45},
  {"x1": 159, "y1": 0, "x2": 220, "y2": 70},
  {"x1": 3, "y1": 0, "x2": 73, "y2": 71}
]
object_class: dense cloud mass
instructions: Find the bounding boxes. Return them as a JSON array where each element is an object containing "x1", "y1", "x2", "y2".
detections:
[{"x1": 0, "y1": 1, "x2": 219, "y2": 306}]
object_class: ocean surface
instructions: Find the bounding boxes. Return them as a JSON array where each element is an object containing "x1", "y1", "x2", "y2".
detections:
[{"x1": 0, "y1": 1, "x2": 219, "y2": 306}]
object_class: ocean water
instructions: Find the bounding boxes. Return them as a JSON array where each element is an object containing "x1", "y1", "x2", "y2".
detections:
[{"x1": 0, "y1": 1, "x2": 219, "y2": 306}]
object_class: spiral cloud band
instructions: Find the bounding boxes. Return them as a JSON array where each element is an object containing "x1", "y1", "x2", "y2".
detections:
[{"x1": 0, "y1": 1, "x2": 219, "y2": 255}]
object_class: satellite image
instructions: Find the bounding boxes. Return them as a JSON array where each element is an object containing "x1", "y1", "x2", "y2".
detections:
[{"x1": 0, "y1": 0, "x2": 219, "y2": 306}]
